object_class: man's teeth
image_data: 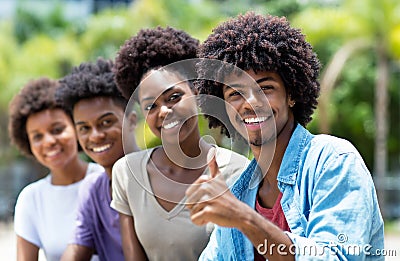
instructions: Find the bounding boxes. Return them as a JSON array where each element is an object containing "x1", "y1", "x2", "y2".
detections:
[
  {"x1": 244, "y1": 117, "x2": 267, "y2": 124},
  {"x1": 163, "y1": 120, "x2": 179, "y2": 130},
  {"x1": 92, "y1": 144, "x2": 111, "y2": 153}
]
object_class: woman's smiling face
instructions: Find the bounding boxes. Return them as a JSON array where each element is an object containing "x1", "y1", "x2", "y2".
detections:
[
  {"x1": 138, "y1": 69, "x2": 199, "y2": 145},
  {"x1": 26, "y1": 108, "x2": 78, "y2": 170}
]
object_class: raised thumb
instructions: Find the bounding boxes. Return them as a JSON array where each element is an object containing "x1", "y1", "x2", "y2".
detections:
[{"x1": 207, "y1": 147, "x2": 220, "y2": 178}]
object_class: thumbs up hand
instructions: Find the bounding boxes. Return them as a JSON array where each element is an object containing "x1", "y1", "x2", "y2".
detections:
[{"x1": 185, "y1": 147, "x2": 245, "y2": 228}]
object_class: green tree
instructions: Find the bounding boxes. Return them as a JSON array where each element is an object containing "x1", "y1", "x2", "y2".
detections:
[
  {"x1": 13, "y1": 1, "x2": 73, "y2": 43},
  {"x1": 292, "y1": 0, "x2": 400, "y2": 216}
]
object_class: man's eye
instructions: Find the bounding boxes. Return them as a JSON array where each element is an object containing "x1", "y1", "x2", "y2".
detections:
[
  {"x1": 229, "y1": 91, "x2": 242, "y2": 97},
  {"x1": 78, "y1": 126, "x2": 89, "y2": 133},
  {"x1": 260, "y1": 85, "x2": 273, "y2": 91}
]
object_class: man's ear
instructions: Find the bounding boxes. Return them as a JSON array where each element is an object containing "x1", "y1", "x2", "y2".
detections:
[
  {"x1": 122, "y1": 110, "x2": 140, "y2": 154},
  {"x1": 288, "y1": 95, "x2": 296, "y2": 108},
  {"x1": 189, "y1": 80, "x2": 199, "y2": 95}
]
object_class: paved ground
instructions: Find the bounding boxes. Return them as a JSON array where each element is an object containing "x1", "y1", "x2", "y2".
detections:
[
  {"x1": 0, "y1": 222, "x2": 45, "y2": 260},
  {"x1": 385, "y1": 233, "x2": 400, "y2": 260},
  {"x1": 1, "y1": 221, "x2": 399, "y2": 260}
]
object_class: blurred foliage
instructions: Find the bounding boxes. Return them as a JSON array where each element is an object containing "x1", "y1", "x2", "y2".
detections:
[
  {"x1": 213, "y1": 0, "x2": 302, "y2": 17},
  {"x1": 0, "y1": 0, "x2": 399, "y2": 173},
  {"x1": 292, "y1": 0, "x2": 400, "y2": 172},
  {"x1": 388, "y1": 73, "x2": 400, "y2": 169},
  {"x1": 14, "y1": 1, "x2": 72, "y2": 43},
  {"x1": 0, "y1": 22, "x2": 18, "y2": 107},
  {"x1": 391, "y1": 25, "x2": 400, "y2": 58}
]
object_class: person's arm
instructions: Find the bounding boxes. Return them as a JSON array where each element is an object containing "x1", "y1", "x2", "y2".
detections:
[
  {"x1": 62, "y1": 176, "x2": 96, "y2": 261},
  {"x1": 14, "y1": 185, "x2": 42, "y2": 261},
  {"x1": 16, "y1": 236, "x2": 39, "y2": 261},
  {"x1": 119, "y1": 213, "x2": 148, "y2": 260},
  {"x1": 285, "y1": 151, "x2": 384, "y2": 260},
  {"x1": 188, "y1": 147, "x2": 384, "y2": 260},
  {"x1": 111, "y1": 158, "x2": 148, "y2": 260},
  {"x1": 60, "y1": 244, "x2": 94, "y2": 261},
  {"x1": 186, "y1": 152, "x2": 294, "y2": 261}
]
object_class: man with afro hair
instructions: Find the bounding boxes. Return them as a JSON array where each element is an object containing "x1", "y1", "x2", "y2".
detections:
[
  {"x1": 186, "y1": 12, "x2": 384, "y2": 260},
  {"x1": 56, "y1": 58, "x2": 138, "y2": 261}
]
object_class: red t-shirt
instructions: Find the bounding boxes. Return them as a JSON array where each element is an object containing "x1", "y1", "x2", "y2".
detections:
[{"x1": 254, "y1": 192, "x2": 290, "y2": 261}]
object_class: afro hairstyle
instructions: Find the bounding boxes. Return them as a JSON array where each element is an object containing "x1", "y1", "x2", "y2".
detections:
[
  {"x1": 114, "y1": 26, "x2": 199, "y2": 101},
  {"x1": 56, "y1": 58, "x2": 127, "y2": 112},
  {"x1": 8, "y1": 77, "x2": 70, "y2": 156},
  {"x1": 196, "y1": 12, "x2": 321, "y2": 138}
]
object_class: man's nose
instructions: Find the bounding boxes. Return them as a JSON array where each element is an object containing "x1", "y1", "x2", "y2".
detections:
[
  {"x1": 243, "y1": 90, "x2": 265, "y2": 110},
  {"x1": 89, "y1": 128, "x2": 105, "y2": 141}
]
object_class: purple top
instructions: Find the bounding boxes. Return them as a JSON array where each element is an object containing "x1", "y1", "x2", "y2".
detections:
[{"x1": 72, "y1": 171, "x2": 124, "y2": 260}]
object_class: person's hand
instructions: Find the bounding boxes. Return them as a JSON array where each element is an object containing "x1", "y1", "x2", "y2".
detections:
[{"x1": 185, "y1": 148, "x2": 245, "y2": 227}]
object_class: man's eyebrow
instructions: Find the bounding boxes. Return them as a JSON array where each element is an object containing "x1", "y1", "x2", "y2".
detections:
[
  {"x1": 75, "y1": 112, "x2": 114, "y2": 125},
  {"x1": 256, "y1": 76, "x2": 275, "y2": 84},
  {"x1": 227, "y1": 83, "x2": 243, "y2": 89},
  {"x1": 227, "y1": 76, "x2": 276, "y2": 89}
]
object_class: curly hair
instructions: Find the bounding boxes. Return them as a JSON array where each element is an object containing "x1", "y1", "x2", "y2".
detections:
[
  {"x1": 114, "y1": 26, "x2": 199, "y2": 100},
  {"x1": 197, "y1": 12, "x2": 321, "y2": 137},
  {"x1": 56, "y1": 58, "x2": 127, "y2": 111},
  {"x1": 8, "y1": 77, "x2": 70, "y2": 156}
]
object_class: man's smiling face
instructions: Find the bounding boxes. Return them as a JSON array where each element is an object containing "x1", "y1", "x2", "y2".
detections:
[
  {"x1": 223, "y1": 70, "x2": 292, "y2": 147},
  {"x1": 73, "y1": 96, "x2": 125, "y2": 170}
]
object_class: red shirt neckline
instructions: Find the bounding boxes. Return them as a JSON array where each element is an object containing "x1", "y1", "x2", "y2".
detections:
[{"x1": 254, "y1": 192, "x2": 290, "y2": 261}]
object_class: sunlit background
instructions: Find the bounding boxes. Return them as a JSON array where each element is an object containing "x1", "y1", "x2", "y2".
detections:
[{"x1": 0, "y1": 0, "x2": 399, "y2": 258}]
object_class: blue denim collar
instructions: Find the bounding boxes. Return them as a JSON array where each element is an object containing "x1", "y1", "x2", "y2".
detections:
[
  {"x1": 230, "y1": 158, "x2": 259, "y2": 201},
  {"x1": 232, "y1": 123, "x2": 313, "y2": 196},
  {"x1": 277, "y1": 124, "x2": 313, "y2": 187}
]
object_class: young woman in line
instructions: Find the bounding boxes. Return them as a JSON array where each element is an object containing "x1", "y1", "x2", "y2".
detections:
[
  {"x1": 111, "y1": 26, "x2": 249, "y2": 261},
  {"x1": 8, "y1": 77, "x2": 103, "y2": 261}
]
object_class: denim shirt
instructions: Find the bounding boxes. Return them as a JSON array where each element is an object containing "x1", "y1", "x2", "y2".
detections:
[{"x1": 200, "y1": 124, "x2": 384, "y2": 261}]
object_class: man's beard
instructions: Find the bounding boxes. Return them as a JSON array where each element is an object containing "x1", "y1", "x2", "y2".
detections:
[
  {"x1": 250, "y1": 137, "x2": 263, "y2": 147},
  {"x1": 249, "y1": 132, "x2": 276, "y2": 147}
]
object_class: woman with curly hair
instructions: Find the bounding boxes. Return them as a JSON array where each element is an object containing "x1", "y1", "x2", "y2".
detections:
[
  {"x1": 185, "y1": 12, "x2": 384, "y2": 260},
  {"x1": 55, "y1": 58, "x2": 138, "y2": 261},
  {"x1": 111, "y1": 26, "x2": 248, "y2": 260},
  {"x1": 8, "y1": 78, "x2": 103, "y2": 261}
]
